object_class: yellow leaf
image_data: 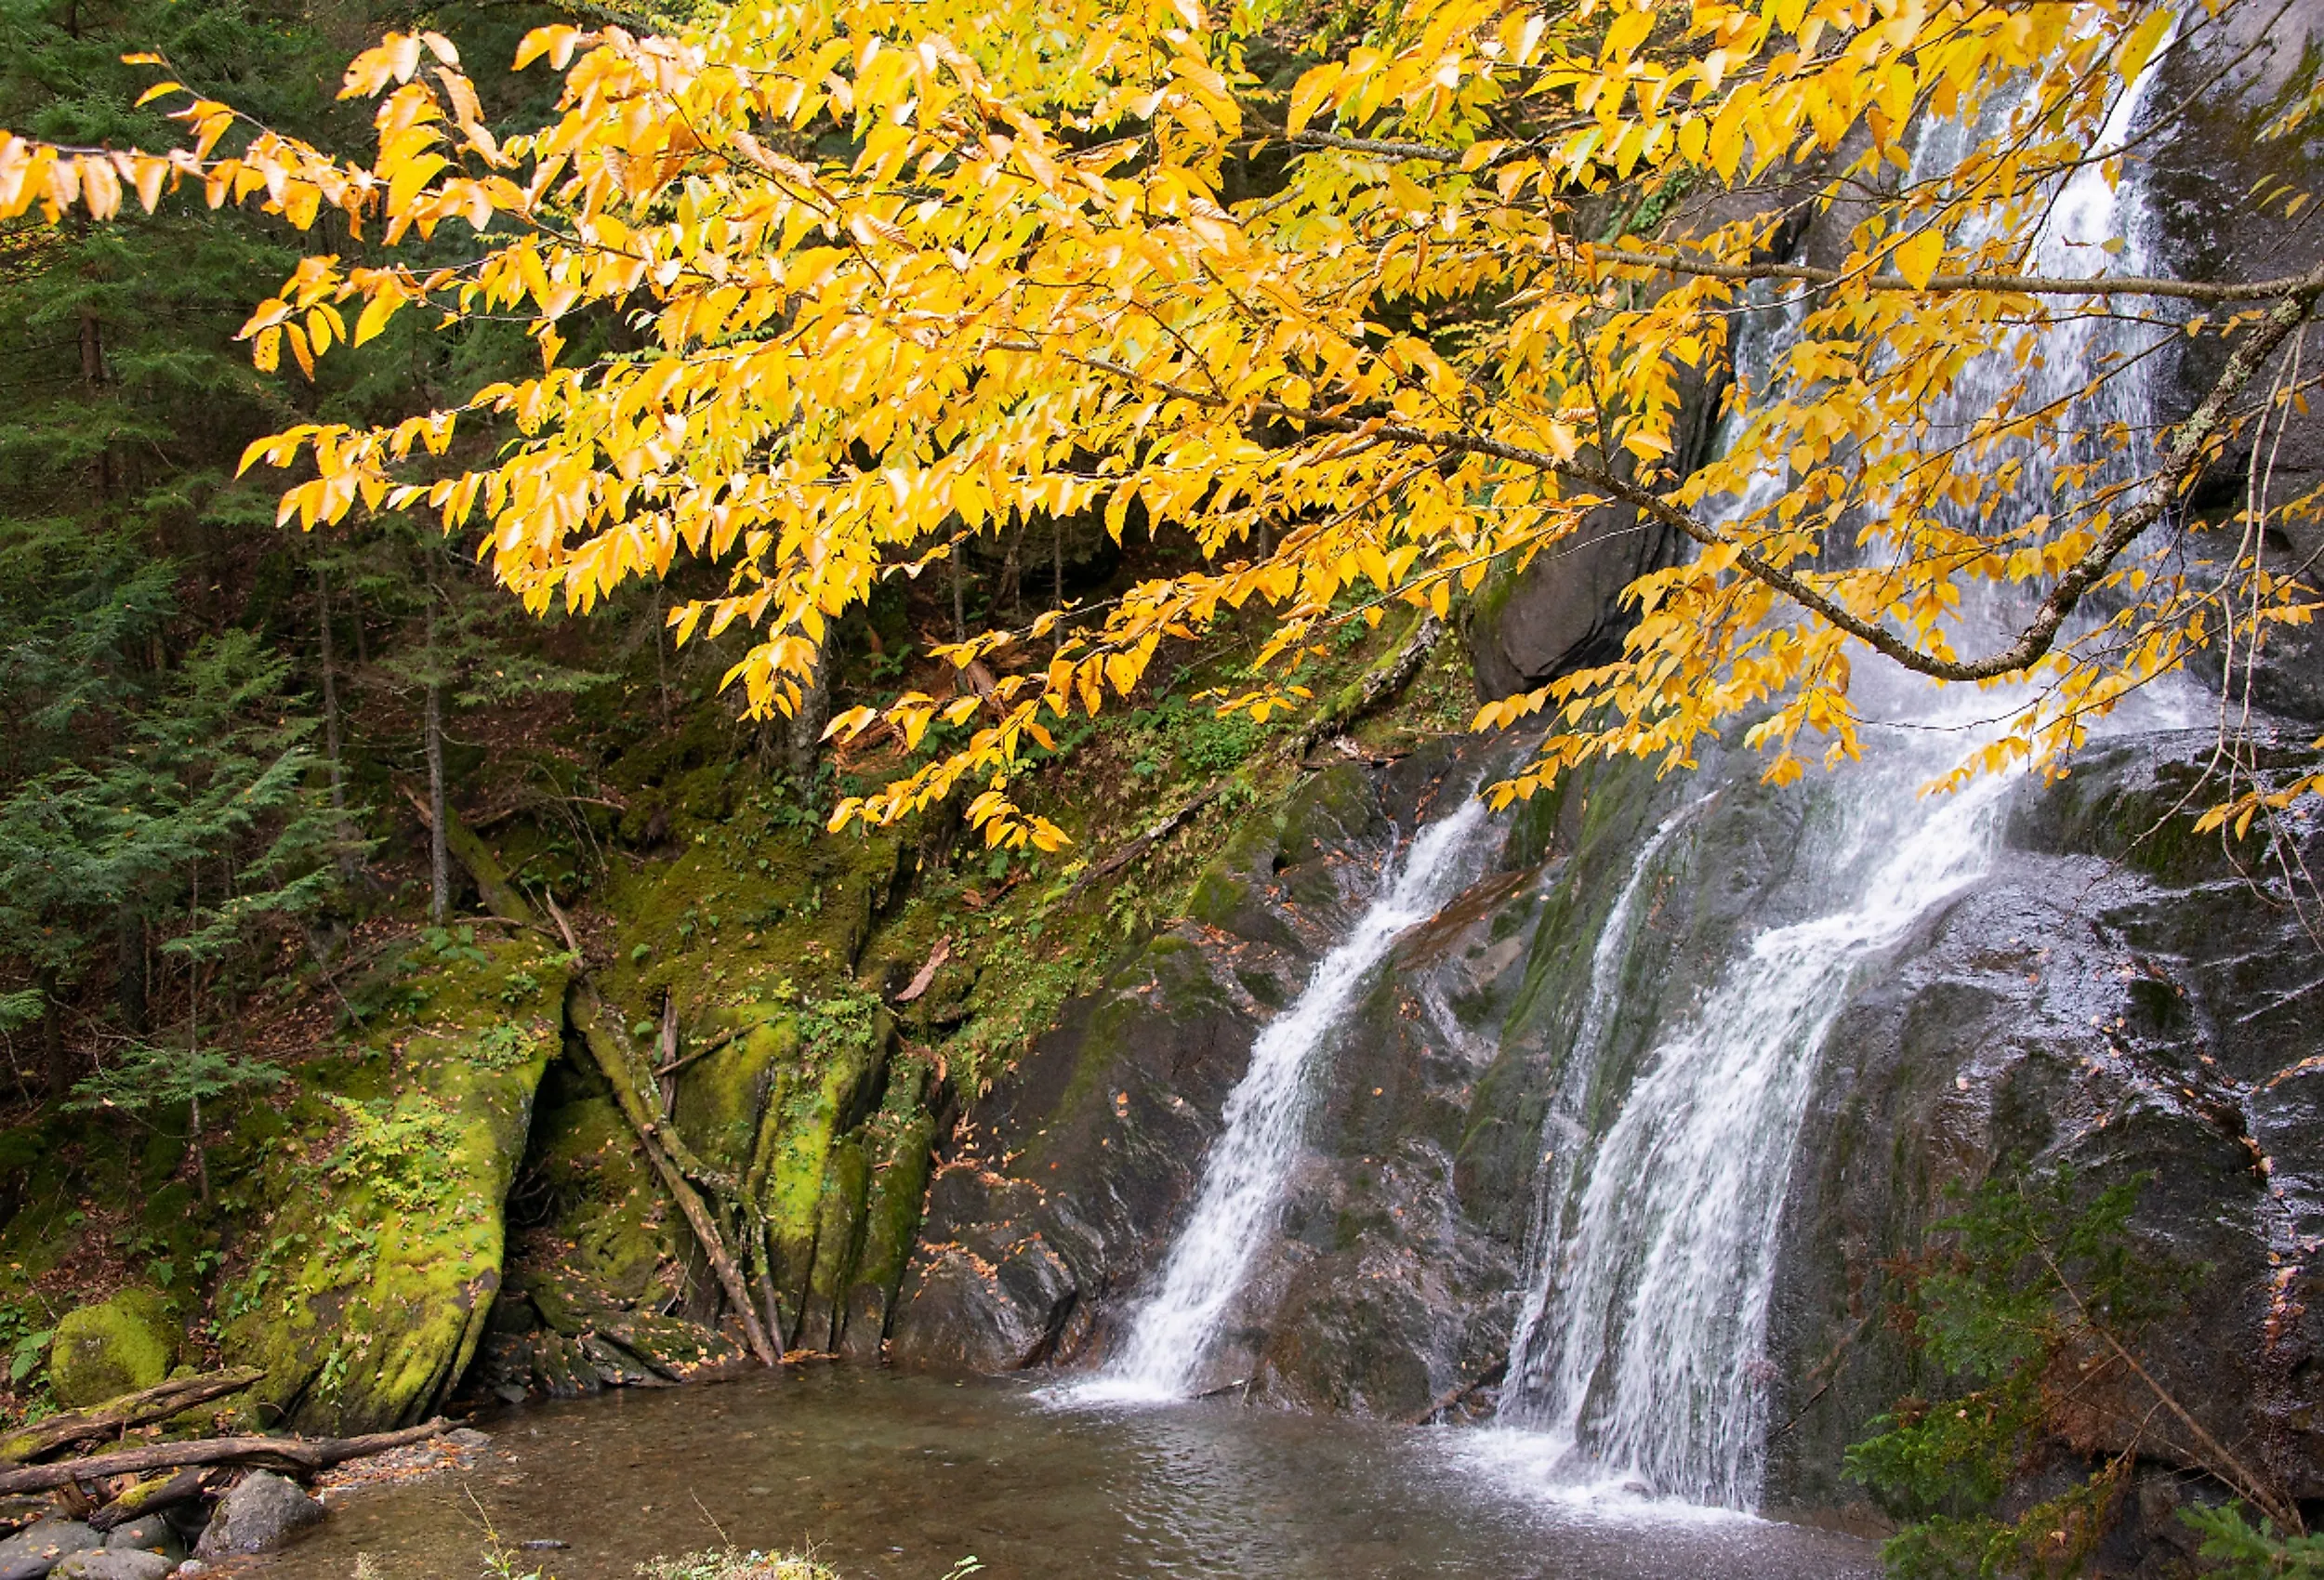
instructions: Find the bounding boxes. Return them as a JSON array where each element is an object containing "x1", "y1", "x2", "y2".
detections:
[{"x1": 1893, "y1": 229, "x2": 1944, "y2": 289}]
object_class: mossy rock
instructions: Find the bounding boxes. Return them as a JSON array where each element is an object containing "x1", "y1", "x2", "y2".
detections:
[
  {"x1": 48, "y1": 1288, "x2": 177, "y2": 1407},
  {"x1": 220, "y1": 935, "x2": 571, "y2": 1433}
]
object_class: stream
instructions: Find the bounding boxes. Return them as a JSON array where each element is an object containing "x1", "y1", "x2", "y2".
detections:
[{"x1": 261, "y1": 1369, "x2": 1880, "y2": 1580}]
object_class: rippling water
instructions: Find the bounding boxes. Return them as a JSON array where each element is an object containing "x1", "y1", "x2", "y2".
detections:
[{"x1": 263, "y1": 1369, "x2": 1878, "y2": 1580}]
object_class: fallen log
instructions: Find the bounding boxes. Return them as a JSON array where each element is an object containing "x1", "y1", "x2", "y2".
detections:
[
  {"x1": 0, "y1": 1419, "x2": 449, "y2": 1496},
  {"x1": 1064, "y1": 781, "x2": 1228, "y2": 902},
  {"x1": 0, "y1": 1368, "x2": 264, "y2": 1465},
  {"x1": 88, "y1": 1468, "x2": 211, "y2": 1531},
  {"x1": 411, "y1": 795, "x2": 778, "y2": 1371},
  {"x1": 1399, "y1": 1352, "x2": 1507, "y2": 1426},
  {"x1": 547, "y1": 897, "x2": 779, "y2": 1368},
  {"x1": 1277, "y1": 611, "x2": 1444, "y2": 764}
]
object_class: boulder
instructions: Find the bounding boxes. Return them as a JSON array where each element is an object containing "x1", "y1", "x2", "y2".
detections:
[
  {"x1": 47, "y1": 1553, "x2": 174, "y2": 1580},
  {"x1": 0, "y1": 1521, "x2": 100, "y2": 1580},
  {"x1": 191, "y1": 1471, "x2": 324, "y2": 1559},
  {"x1": 99, "y1": 1518, "x2": 177, "y2": 1559},
  {"x1": 889, "y1": 745, "x2": 1526, "y2": 1412},
  {"x1": 217, "y1": 936, "x2": 572, "y2": 1434},
  {"x1": 46, "y1": 1291, "x2": 174, "y2": 1409}
]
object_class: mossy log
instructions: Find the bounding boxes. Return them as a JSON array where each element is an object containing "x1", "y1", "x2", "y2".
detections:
[
  {"x1": 1279, "y1": 611, "x2": 1444, "y2": 763},
  {"x1": 0, "y1": 1418, "x2": 448, "y2": 1495},
  {"x1": 88, "y1": 1468, "x2": 208, "y2": 1531},
  {"x1": 561, "y1": 977, "x2": 777, "y2": 1363},
  {"x1": 0, "y1": 1367, "x2": 262, "y2": 1465},
  {"x1": 543, "y1": 898, "x2": 778, "y2": 1367}
]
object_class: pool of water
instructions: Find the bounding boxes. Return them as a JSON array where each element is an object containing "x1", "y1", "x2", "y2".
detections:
[{"x1": 262, "y1": 1368, "x2": 1880, "y2": 1580}]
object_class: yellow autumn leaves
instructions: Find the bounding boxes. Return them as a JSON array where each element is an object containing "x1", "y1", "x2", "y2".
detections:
[{"x1": 0, "y1": 0, "x2": 2312, "y2": 846}]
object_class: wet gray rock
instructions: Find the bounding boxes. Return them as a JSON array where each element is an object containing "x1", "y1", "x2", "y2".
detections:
[
  {"x1": 191, "y1": 1471, "x2": 324, "y2": 1559},
  {"x1": 2142, "y1": 3, "x2": 2324, "y2": 720},
  {"x1": 47, "y1": 1551, "x2": 175, "y2": 1580},
  {"x1": 0, "y1": 1520, "x2": 101, "y2": 1580},
  {"x1": 98, "y1": 1519, "x2": 177, "y2": 1560},
  {"x1": 891, "y1": 744, "x2": 1536, "y2": 1413},
  {"x1": 1765, "y1": 729, "x2": 2324, "y2": 1517}
]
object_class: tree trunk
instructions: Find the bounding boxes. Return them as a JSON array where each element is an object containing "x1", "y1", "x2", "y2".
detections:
[
  {"x1": 999, "y1": 519, "x2": 1025, "y2": 615},
  {"x1": 78, "y1": 305, "x2": 112, "y2": 505},
  {"x1": 652, "y1": 584, "x2": 670, "y2": 725},
  {"x1": 114, "y1": 911, "x2": 146, "y2": 1036},
  {"x1": 785, "y1": 638, "x2": 833, "y2": 783},
  {"x1": 315, "y1": 567, "x2": 356, "y2": 883},
  {"x1": 187, "y1": 869, "x2": 208, "y2": 1204},
  {"x1": 1053, "y1": 518, "x2": 1064, "y2": 616},
  {"x1": 425, "y1": 611, "x2": 449, "y2": 926},
  {"x1": 39, "y1": 974, "x2": 67, "y2": 1109},
  {"x1": 950, "y1": 536, "x2": 967, "y2": 643}
]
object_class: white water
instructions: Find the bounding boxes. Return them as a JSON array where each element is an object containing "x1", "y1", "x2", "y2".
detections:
[
  {"x1": 1077, "y1": 793, "x2": 1497, "y2": 1402},
  {"x1": 1502, "y1": 796, "x2": 1711, "y2": 1390},
  {"x1": 1500, "y1": 751, "x2": 2013, "y2": 1507},
  {"x1": 1490, "y1": 31, "x2": 2187, "y2": 1511}
]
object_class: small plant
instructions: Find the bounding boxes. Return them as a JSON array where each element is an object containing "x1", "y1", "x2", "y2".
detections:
[
  {"x1": 2180, "y1": 1505, "x2": 2324, "y2": 1579},
  {"x1": 419, "y1": 924, "x2": 493, "y2": 968},
  {"x1": 322, "y1": 1095, "x2": 462, "y2": 1213},
  {"x1": 6, "y1": 1324, "x2": 51, "y2": 1386},
  {"x1": 799, "y1": 985, "x2": 880, "y2": 1060},
  {"x1": 1848, "y1": 1169, "x2": 2303, "y2": 1578},
  {"x1": 636, "y1": 1552, "x2": 837, "y2": 1580},
  {"x1": 470, "y1": 1020, "x2": 549, "y2": 1071}
]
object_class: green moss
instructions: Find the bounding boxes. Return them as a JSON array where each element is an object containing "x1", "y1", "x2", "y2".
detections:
[
  {"x1": 806, "y1": 1137, "x2": 871, "y2": 1308},
  {"x1": 675, "y1": 1012, "x2": 799, "y2": 1172},
  {"x1": 48, "y1": 1287, "x2": 176, "y2": 1407},
  {"x1": 219, "y1": 933, "x2": 570, "y2": 1432},
  {"x1": 853, "y1": 1111, "x2": 936, "y2": 1299}
]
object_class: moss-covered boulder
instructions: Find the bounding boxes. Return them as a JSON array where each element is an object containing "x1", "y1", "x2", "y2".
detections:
[
  {"x1": 47, "y1": 1288, "x2": 176, "y2": 1407},
  {"x1": 219, "y1": 931, "x2": 571, "y2": 1433}
]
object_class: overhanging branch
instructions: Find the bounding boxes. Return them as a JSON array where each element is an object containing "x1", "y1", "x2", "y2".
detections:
[{"x1": 1593, "y1": 246, "x2": 2324, "y2": 305}]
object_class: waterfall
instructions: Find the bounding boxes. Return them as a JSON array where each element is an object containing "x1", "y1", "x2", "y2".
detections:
[
  {"x1": 1489, "y1": 32, "x2": 2185, "y2": 1510},
  {"x1": 1502, "y1": 796, "x2": 1710, "y2": 1391},
  {"x1": 1500, "y1": 757, "x2": 2012, "y2": 1506},
  {"x1": 1078, "y1": 792, "x2": 1497, "y2": 1402}
]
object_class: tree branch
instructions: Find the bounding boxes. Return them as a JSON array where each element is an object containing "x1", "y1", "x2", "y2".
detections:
[
  {"x1": 1594, "y1": 246, "x2": 2324, "y2": 304},
  {"x1": 0, "y1": 1420, "x2": 449, "y2": 1496}
]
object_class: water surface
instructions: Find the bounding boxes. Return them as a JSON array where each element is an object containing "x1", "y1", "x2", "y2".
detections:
[{"x1": 266, "y1": 1368, "x2": 1878, "y2": 1580}]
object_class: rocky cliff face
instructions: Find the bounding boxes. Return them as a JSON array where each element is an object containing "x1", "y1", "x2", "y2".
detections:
[{"x1": 891, "y1": 745, "x2": 1537, "y2": 1413}]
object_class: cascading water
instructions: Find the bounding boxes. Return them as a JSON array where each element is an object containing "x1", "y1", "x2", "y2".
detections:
[
  {"x1": 1078, "y1": 792, "x2": 1498, "y2": 1402},
  {"x1": 1498, "y1": 757, "x2": 2014, "y2": 1507},
  {"x1": 1501, "y1": 796, "x2": 1712, "y2": 1390},
  {"x1": 1489, "y1": 32, "x2": 2185, "y2": 1511}
]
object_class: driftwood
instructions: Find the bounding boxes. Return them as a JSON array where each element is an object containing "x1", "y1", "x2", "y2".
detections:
[
  {"x1": 0, "y1": 1368, "x2": 263, "y2": 1465},
  {"x1": 411, "y1": 795, "x2": 778, "y2": 1370},
  {"x1": 0, "y1": 1419, "x2": 450, "y2": 1495}
]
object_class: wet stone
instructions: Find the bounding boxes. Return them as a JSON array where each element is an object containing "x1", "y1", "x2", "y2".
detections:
[
  {"x1": 48, "y1": 1552, "x2": 176, "y2": 1580},
  {"x1": 0, "y1": 1520, "x2": 102, "y2": 1580},
  {"x1": 191, "y1": 1472, "x2": 324, "y2": 1559},
  {"x1": 99, "y1": 1519, "x2": 177, "y2": 1558}
]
